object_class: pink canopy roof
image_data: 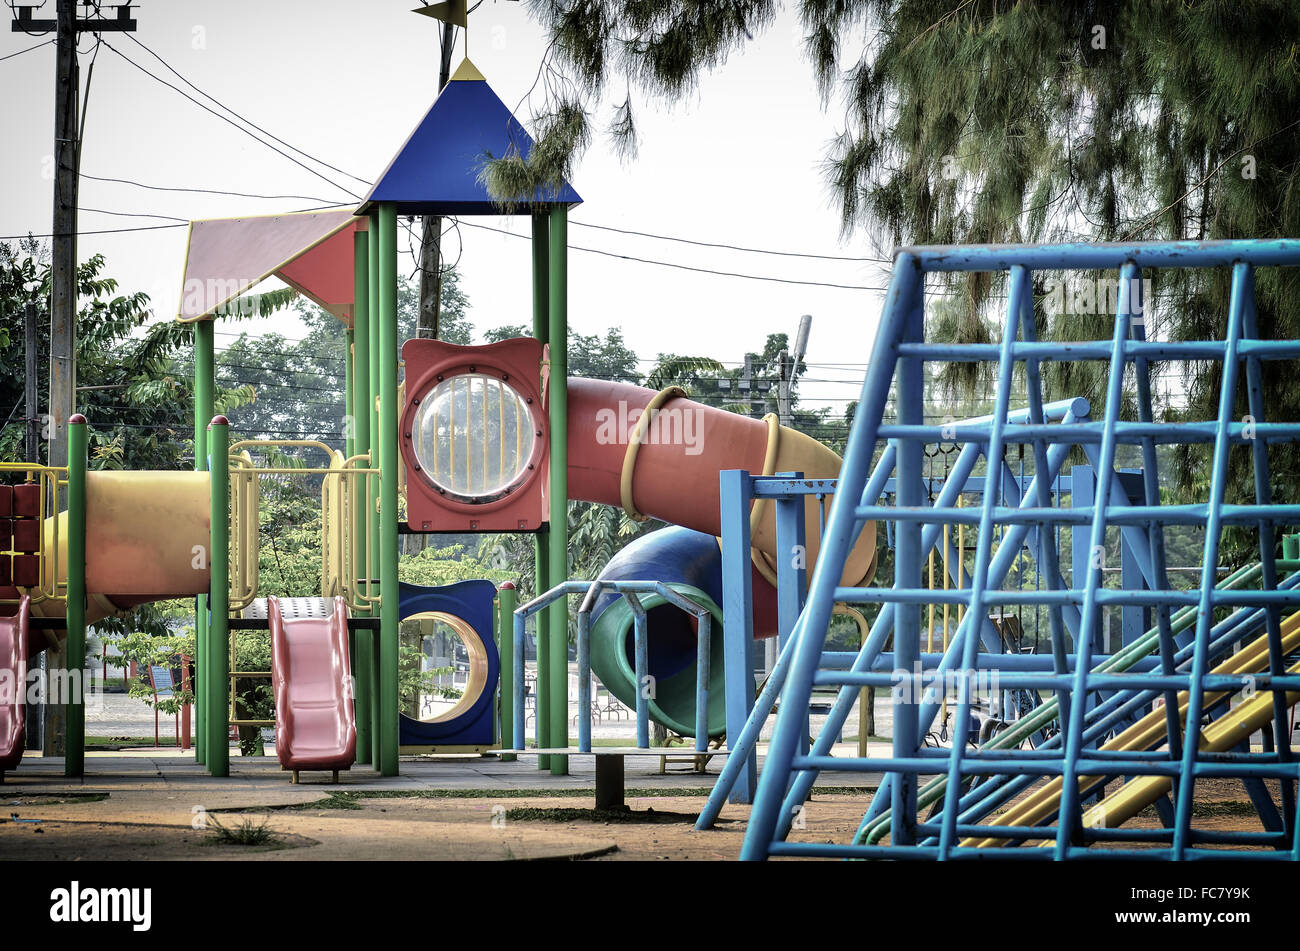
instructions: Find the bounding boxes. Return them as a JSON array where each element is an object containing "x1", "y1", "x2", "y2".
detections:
[{"x1": 176, "y1": 210, "x2": 364, "y2": 326}]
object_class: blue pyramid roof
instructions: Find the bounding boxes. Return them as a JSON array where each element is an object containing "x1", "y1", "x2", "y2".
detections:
[{"x1": 357, "y1": 60, "x2": 581, "y2": 216}]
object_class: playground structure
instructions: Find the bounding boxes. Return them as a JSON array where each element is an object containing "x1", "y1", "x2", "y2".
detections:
[
  {"x1": 734, "y1": 239, "x2": 1300, "y2": 859},
  {"x1": 0, "y1": 43, "x2": 1296, "y2": 861},
  {"x1": 0, "y1": 55, "x2": 874, "y2": 786}
]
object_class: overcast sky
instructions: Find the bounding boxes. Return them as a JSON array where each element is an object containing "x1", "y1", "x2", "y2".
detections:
[{"x1": 1, "y1": 1, "x2": 890, "y2": 417}]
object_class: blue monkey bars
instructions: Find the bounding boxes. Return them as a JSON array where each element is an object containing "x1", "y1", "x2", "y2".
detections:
[{"x1": 739, "y1": 239, "x2": 1300, "y2": 860}]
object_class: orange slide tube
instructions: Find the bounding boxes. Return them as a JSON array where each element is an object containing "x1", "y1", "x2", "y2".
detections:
[{"x1": 565, "y1": 378, "x2": 877, "y2": 590}]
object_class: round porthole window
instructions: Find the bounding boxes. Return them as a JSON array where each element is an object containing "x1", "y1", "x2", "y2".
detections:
[{"x1": 410, "y1": 373, "x2": 537, "y2": 503}]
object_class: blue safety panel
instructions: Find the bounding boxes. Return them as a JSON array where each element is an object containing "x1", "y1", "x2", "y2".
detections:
[
  {"x1": 359, "y1": 78, "x2": 581, "y2": 216},
  {"x1": 397, "y1": 579, "x2": 500, "y2": 747}
]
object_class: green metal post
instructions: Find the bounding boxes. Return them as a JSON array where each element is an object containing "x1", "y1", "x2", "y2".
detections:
[
  {"x1": 64, "y1": 414, "x2": 87, "y2": 777},
  {"x1": 377, "y1": 203, "x2": 400, "y2": 777},
  {"x1": 207, "y1": 416, "x2": 230, "y2": 777},
  {"x1": 531, "y1": 211, "x2": 551, "y2": 768},
  {"x1": 344, "y1": 330, "x2": 355, "y2": 461},
  {"x1": 497, "y1": 583, "x2": 516, "y2": 760},
  {"x1": 367, "y1": 213, "x2": 382, "y2": 763},
  {"x1": 352, "y1": 230, "x2": 373, "y2": 765},
  {"x1": 547, "y1": 205, "x2": 569, "y2": 775},
  {"x1": 193, "y1": 319, "x2": 214, "y2": 765},
  {"x1": 1285, "y1": 534, "x2": 1299, "y2": 561}
]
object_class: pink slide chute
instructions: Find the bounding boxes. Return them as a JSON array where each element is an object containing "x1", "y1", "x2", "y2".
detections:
[
  {"x1": 0, "y1": 596, "x2": 30, "y2": 780},
  {"x1": 269, "y1": 596, "x2": 356, "y2": 783}
]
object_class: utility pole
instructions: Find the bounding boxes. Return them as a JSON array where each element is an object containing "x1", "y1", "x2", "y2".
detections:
[
  {"x1": 775, "y1": 314, "x2": 812, "y2": 428},
  {"x1": 416, "y1": 22, "x2": 455, "y2": 340},
  {"x1": 24, "y1": 302, "x2": 39, "y2": 465},
  {"x1": 12, "y1": 1, "x2": 138, "y2": 757},
  {"x1": 414, "y1": 1, "x2": 466, "y2": 340},
  {"x1": 767, "y1": 315, "x2": 811, "y2": 674}
]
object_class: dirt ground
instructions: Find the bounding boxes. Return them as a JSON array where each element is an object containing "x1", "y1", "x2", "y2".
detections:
[{"x1": 0, "y1": 778, "x2": 1282, "y2": 860}]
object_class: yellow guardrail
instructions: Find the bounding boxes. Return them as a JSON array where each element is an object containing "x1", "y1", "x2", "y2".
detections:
[
  {"x1": 225, "y1": 439, "x2": 380, "y2": 616},
  {"x1": 0, "y1": 462, "x2": 67, "y2": 608}
]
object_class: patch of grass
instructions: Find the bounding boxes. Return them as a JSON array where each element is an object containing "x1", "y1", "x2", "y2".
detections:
[
  {"x1": 1192, "y1": 799, "x2": 1265, "y2": 819},
  {"x1": 206, "y1": 815, "x2": 278, "y2": 846},
  {"x1": 1, "y1": 793, "x2": 109, "y2": 806},
  {"x1": 86, "y1": 736, "x2": 189, "y2": 748}
]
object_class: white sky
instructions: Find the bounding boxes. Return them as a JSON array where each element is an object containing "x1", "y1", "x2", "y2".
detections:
[{"x1": 1, "y1": 0, "x2": 890, "y2": 416}]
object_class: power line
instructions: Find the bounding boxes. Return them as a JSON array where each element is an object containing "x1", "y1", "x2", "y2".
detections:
[
  {"x1": 79, "y1": 172, "x2": 346, "y2": 206},
  {"x1": 569, "y1": 218, "x2": 893, "y2": 265},
  {"x1": 0, "y1": 221, "x2": 187, "y2": 239},
  {"x1": 122, "y1": 32, "x2": 373, "y2": 188},
  {"x1": 101, "y1": 40, "x2": 362, "y2": 201},
  {"x1": 0, "y1": 37, "x2": 53, "y2": 60},
  {"x1": 79, "y1": 206, "x2": 190, "y2": 222},
  {"x1": 456, "y1": 219, "x2": 888, "y2": 292}
]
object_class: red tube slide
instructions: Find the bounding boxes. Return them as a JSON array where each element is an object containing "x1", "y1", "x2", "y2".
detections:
[
  {"x1": 566, "y1": 378, "x2": 877, "y2": 591},
  {"x1": 269, "y1": 595, "x2": 356, "y2": 783}
]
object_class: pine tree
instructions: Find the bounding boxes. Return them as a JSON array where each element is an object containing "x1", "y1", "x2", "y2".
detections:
[{"x1": 491, "y1": 1, "x2": 1300, "y2": 559}]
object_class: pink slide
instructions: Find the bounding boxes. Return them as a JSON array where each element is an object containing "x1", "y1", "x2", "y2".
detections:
[
  {"x1": 0, "y1": 596, "x2": 30, "y2": 781},
  {"x1": 268, "y1": 596, "x2": 356, "y2": 783}
]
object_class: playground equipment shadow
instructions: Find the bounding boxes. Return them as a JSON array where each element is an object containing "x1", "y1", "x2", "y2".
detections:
[{"x1": 0, "y1": 752, "x2": 881, "y2": 861}]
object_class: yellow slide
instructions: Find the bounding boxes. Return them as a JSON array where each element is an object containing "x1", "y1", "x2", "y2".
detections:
[{"x1": 964, "y1": 610, "x2": 1300, "y2": 848}]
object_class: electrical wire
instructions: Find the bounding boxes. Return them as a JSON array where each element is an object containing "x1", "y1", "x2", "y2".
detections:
[
  {"x1": 569, "y1": 218, "x2": 893, "y2": 264},
  {"x1": 122, "y1": 32, "x2": 373, "y2": 188},
  {"x1": 79, "y1": 172, "x2": 346, "y2": 206},
  {"x1": 0, "y1": 37, "x2": 53, "y2": 60},
  {"x1": 101, "y1": 40, "x2": 362, "y2": 201},
  {"x1": 456, "y1": 219, "x2": 888, "y2": 291}
]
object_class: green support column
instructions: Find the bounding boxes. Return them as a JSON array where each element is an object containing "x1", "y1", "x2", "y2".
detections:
[
  {"x1": 344, "y1": 329, "x2": 355, "y2": 461},
  {"x1": 207, "y1": 416, "x2": 231, "y2": 777},
  {"x1": 64, "y1": 414, "x2": 87, "y2": 777},
  {"x1": 547, "y1": 205, "x2": 569, "y2": 775},
  {"x1": 193, "y1": 320, "x2": 214, "y2": 765},
  {"x1": 352, "y1": 230, "x2": 373, "y2": 766},
  {"x1": 367, "y1": 213, "x2": 382, "y2": 763},
  {"x1": 377, "y1": 203, "x2": 400, "y2": 776},
  {"x1": 1285, "y1": 533, "x2": 1299, "y2": 561},
  {"x1": 497, "y1": 583, "x2": 516, "y2": 760},
  {"x1": 531, "y1": 211, "x2": 551, "y2": 769}
]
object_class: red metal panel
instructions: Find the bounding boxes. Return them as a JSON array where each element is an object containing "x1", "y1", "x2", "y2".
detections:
[
  {"x1": 12, "y1": 556, "x2": 38, "y2": 588},
  {"x1": 400, "y1": 337, "x2": 549, "y2": 533},
  {"x1": 12, "y1": 484, "x2": 39, "y2": 519},
  {"x1": 12, "y1": 519, "x2": 38, "y2": 554},
  {"x1": 0, "y1": 486, "x2": 12, "y2": 518}
]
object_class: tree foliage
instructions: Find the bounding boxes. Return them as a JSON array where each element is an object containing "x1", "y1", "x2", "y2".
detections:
[{"x1": 494, "y1": 1, "x2": 1300, "y2": 564}]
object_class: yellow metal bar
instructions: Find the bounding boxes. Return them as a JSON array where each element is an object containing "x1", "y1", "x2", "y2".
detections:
[
  {"x1": 449, "y1": 378, "x2": 456, "y2": 492},
  {"x1": 833, "y1": 604, "x2": 871, "y2": 758},
  {"x1": 927, "y1": 544, "x2": 936, "y2": 653},
  {"x1": 965, "y1": 611, "x2": 1300, "y2": 848}
]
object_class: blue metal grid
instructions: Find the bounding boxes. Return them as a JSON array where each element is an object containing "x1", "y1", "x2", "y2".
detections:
[{"x1": 739, "y1": 240, "x2": 1300, "y2": 860}]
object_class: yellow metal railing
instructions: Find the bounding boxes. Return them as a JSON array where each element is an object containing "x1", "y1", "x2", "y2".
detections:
[
  {"x1": 224, "y1": 439, "x2": 380, "y2": 616},
  {"x1": 220, "y1": 439, "x2": 380, "y2": 727},
  {"x1": 0, "y1": 462, "x2": 68, "y2": 608}
]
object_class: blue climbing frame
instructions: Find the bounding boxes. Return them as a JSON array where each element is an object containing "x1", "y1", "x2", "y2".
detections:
[{"x1": 740, "y1": 239, "x2": 1300, "y2": 860}]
